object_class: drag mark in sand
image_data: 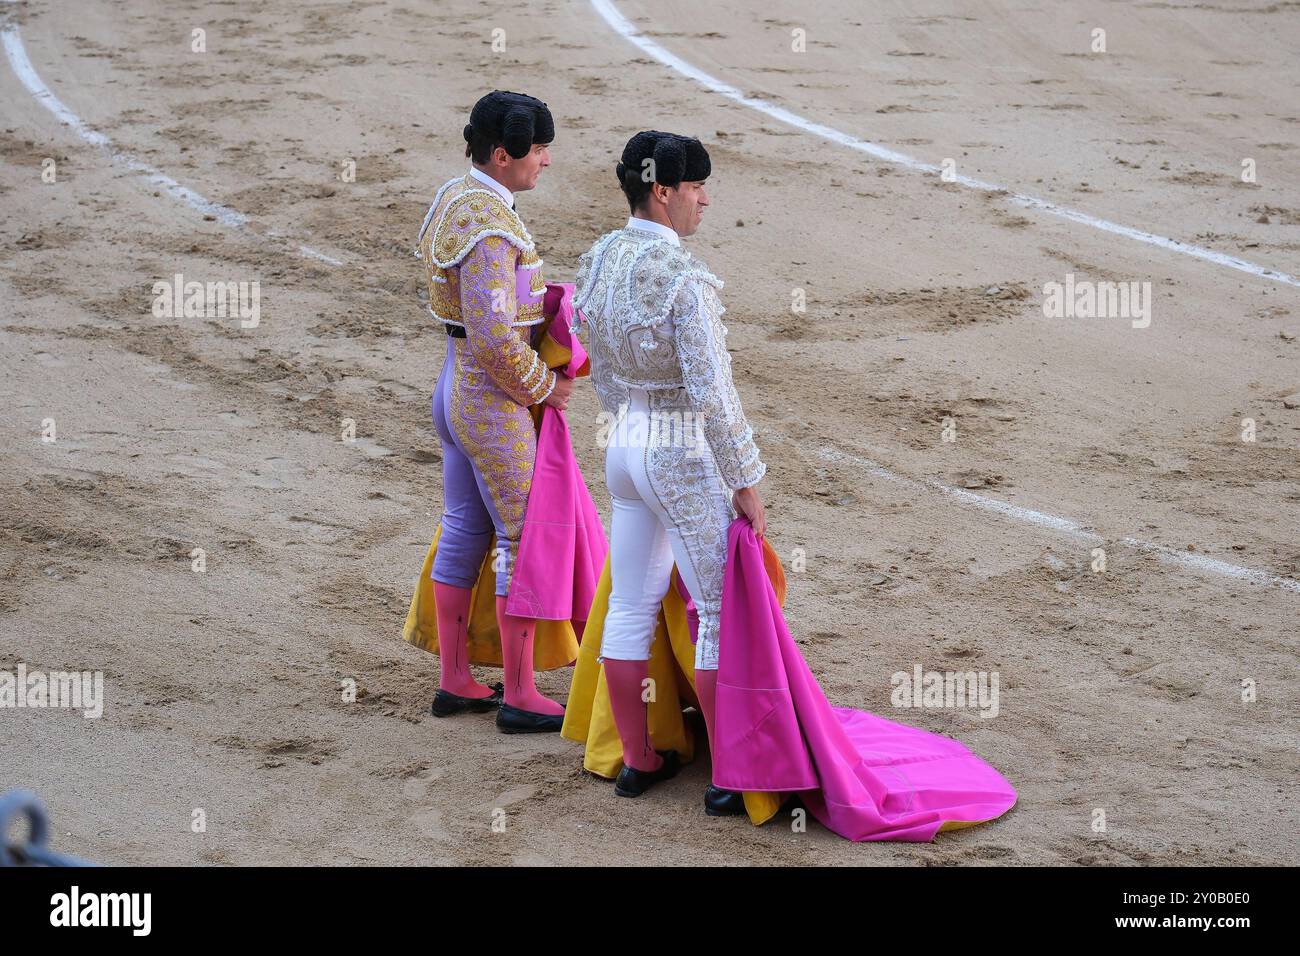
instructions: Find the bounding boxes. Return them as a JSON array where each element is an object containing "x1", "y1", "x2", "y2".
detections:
[
  {"x1": 590, "y1": 0, "x2": 1300, "y2": 290},
  {"x1": 0, "y1": 24, "x2": 343, "y2": 266}
]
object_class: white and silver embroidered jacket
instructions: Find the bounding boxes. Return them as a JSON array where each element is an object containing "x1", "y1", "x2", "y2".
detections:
[{"x1": 573, "y1": 226, "x2": 766, "y2": 490}]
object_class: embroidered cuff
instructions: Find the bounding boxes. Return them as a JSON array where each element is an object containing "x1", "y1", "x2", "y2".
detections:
[{"x1": 531, "y1": 369, "x2": 557, "y2": 405}]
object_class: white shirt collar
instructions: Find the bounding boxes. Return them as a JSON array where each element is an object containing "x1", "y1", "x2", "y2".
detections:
[
  {"x1": 468, "y1": 166, "x2": 514, "y2": 208},
  {"x1": 625, "y1": 216, "x2": 680, "y2": 246}
]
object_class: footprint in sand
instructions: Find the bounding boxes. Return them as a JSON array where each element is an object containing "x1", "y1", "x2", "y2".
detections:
[
  {"x1": 409, "y1": 806, "x2": 450, "y2": 843},
  {"x1": 401, "y1": 766, "x2": 449, "y2": 801},
  {"x1": 406, "y1": 767, "x2": 454, "y2": 843},
  {"x1": 348, "y1": 437, "x2": 394, "y2": 459},
  {"x1": 490, "y1": 786, "x2": 538, "y2": 811}
]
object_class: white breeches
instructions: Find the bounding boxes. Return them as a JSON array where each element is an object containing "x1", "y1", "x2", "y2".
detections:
[{"x1": 599, "y1": 388, "x2": 733, "y2": 671}]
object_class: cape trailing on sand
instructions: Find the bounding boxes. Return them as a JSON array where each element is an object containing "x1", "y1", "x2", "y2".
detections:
[
  {"x1": 563, "y1": 519, "x2": 1017, "y2": 840},
  {"x1": 714, "y1": 518, "x2": 1017, "y2": 841}
]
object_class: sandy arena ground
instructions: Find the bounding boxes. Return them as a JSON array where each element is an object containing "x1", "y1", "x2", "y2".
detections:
[{"x1": 2, "y1": 0, "x2": 1298, "y2": 865}]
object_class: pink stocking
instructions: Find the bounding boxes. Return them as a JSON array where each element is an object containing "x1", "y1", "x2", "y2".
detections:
[
  {"x1": 434, "y1": 581, "x2": 492, "y2": 698},
  {"x1": 497, "y1": 596, "x2": 564, "y2": 715},
  {"x1": 694, "y1": 668, "x2": 719, "y2": 765},
  {"x1": 603, "y1": 658, "x2": 663, "y2": 772}
]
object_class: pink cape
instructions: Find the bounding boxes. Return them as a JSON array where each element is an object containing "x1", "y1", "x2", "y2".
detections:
[
  {"x1": 505, "y1": 284, "x2": 608, "y2": 632},
  {"x1": 714, "y1": 518, "x2": 1017, "y2": 841}
]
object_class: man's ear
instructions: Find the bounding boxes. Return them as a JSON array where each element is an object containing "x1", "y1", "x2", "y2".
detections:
[{"x1": 492, "y1": 145, "x2": 511, "y2": 168}]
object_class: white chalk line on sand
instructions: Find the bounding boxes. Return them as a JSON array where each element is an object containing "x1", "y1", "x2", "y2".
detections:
[
  {"x1": 0, "y1": 26, "x2": 343, "y2": 266},
  {"x1": 5, "y1": 9, "x2": 1293, "y2": 596},
  {"x1": 597, "y1": 0, "x2": 1299, "y2": 593},
  {"x1": 590, "y1": 0, "x2": 1300, "y2": 290},
  {"x1": 815, "y1": 444, "x2": 1300, "y2": 594}
]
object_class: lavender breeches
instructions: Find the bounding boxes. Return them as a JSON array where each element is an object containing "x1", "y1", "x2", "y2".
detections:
[{"x1": 430, "y1": 337, "x2": 516, "y2": 596}]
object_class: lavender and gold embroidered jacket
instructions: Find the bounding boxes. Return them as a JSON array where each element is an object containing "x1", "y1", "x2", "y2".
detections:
[{"x1": 415, "y1": 174, "x2": 555, "y2": 539}]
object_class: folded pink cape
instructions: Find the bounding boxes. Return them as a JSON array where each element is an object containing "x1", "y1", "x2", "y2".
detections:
[
  {"x1": 714, "y1": 518, "x2": 1017, "y2": 841},
  {"x1": 505, "y1": 284, "x2": 608, "y2": 634}
]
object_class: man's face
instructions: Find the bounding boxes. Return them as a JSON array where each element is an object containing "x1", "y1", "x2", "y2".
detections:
[
  {"x1": 665, "y1": 180, "x2": 709, "y2": 237},
  {"x1": 490, "y1": 143, "x2": 551, "y2": 193}
]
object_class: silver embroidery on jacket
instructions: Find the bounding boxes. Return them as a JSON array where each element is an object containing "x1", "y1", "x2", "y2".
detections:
[{"x1": 575, "y1": 227, "x2": 766, "y2": 668}]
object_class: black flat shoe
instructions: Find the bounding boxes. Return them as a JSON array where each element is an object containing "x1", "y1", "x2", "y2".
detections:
[
  {"x1": 495, "y1": 703, "x2": 565, "y2": 734},
  {"x1": 614, "y1": 750, "x2": 681, "y2": 798},
  {"x1": 430, "y1": 682, "x2": 503, "y2": 718},
  {"x1": 704, "y1": 784, "x2": 746, "y2": 817}
]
